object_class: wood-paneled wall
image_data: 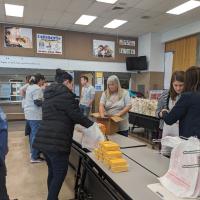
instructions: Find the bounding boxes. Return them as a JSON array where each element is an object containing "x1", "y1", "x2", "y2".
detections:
[
  {"x1": 165, "y1": 35, "x2": 198, "y2": 71},
  {"x1": 0, "y1": 23, "x2": 138, "y2": 62}
]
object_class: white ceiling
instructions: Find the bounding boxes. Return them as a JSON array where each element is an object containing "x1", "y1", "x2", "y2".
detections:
[{"x1": 0, "y1": 0, "x2": 200, "y2": 37}]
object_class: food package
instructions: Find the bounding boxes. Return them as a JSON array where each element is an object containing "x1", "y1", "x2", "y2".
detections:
[
  {"x1": 109, "y1": 158, "x2": 128, "y2": 167},
  {"x1": 110, "y1": 158, "x2": 129, "y2": 173},
  {"x1": 93, "y1": 141, "x2": 128, "y2": 173},
  {"x1": 130, "y1": 98, "x2": 158, "y2": 117},
  {"x1": 103, "y1": 151, "x2": 122, "y2": 160},
  {"x1": 111, "y1": 165, "x2": 129, "y2": 173},
  {"x1": 101, "y1": 142, "x2": 120, "y2": 152}
]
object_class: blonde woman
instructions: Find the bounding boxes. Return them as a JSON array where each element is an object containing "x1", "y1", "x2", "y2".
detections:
[{"x1": 99, "y1": 75, "x2": 132, "y2": 137}]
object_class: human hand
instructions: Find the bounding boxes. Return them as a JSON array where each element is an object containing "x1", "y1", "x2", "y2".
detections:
[
  {"x1": 159, "y1": 109, "x2": 169, "y2": 118},
  {"x1": 114, "y1": 113, "x2": 121, "y2": 117}
]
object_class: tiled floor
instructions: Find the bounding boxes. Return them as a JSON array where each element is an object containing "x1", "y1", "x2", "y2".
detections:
[{"x1": 6, "y1": 121, "x2": 75, "y2": 200}]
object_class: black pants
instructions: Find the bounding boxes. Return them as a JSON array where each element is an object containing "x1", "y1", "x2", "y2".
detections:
[
  {"x1": 0, "y1": 157, "x2": 9, "y2": 200},
  {"x1": 43, "y1": 152, "x2": 69, "y2": 200}
]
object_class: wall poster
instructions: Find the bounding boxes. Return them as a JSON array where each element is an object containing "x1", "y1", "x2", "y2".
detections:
[
  {"x1": 37, "y1": 34, "x2": 62, "y2": 55},
  {"x1": 4, "y1": 26, "x2": 33, "y2": 48},
  {"x1": 93, "y1": 39, "x2": 115, "y2": 58}
]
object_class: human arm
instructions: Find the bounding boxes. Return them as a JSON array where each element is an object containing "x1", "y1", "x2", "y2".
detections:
[
  {"x1": 99, "y1": 92, "x2": 106, "y2": 118},
  {"x1": 155, "y1": 90, "x2": 169, "y2": 118},
  {"x1": 88, "y1": 87, "x2": 95, "y2": 107},
  {"x1": 65, "y1": 93, "x2": 94, "y2": 128},
  {"x1": 19, "y1": 84, "x2": 28, "y2": 97},
  {"x1": 161, "y1": 94, "x2": 189, "y2": 125},
  {"x1": 32, "y1": 87, "x2": 43, "y2": 107},
  {"x1": 115, "y1": 91, "x2": 132, "y2": 117}
]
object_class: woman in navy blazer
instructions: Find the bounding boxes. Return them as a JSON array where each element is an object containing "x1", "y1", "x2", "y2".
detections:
[{"x1": 160, "y1": 66, "x2": 200, "y2": 139}]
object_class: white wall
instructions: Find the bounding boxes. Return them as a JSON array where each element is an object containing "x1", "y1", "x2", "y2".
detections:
[
  {"x1": 150, "y1": 33, "x2": 165, "y2": 72},
  {"x1": 162, "y1": 20, "x2": 200, "y2": 43},
  {"x1": 0, "y1": 55, "x2": 129, "y2": 73},
  {"x1": 138, "y1": 33, "x2": 151, "y2": 60},
  {"x1": 138, "y1": 32, "x2": 164, "y2": 72}
]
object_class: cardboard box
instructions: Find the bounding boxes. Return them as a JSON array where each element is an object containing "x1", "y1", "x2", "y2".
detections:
[{"x1": 91, "y1": 113, "x2": 123, "y2": 135}]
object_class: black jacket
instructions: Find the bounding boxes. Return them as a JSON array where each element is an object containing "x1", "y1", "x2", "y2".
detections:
[
  {"x1": 163, "y1": 91, "x2": 200, "y2": 139},
  {"x1": 33, "y1": 83, "x2": 93, "y2": 154}
]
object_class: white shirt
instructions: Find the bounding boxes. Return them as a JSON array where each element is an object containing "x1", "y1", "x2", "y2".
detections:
[
  {"x1": 24, "y1": 84, "x2": 43, "y2": 120},
  {"x1": 80, "y1": 85, "x2": 95, "y2": 107}
]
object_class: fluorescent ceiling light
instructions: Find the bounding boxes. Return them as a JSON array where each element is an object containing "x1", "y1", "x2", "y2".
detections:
[
  {"x1": 96, "y1": 0, "x2": 118, "y2": 4},
  {"x1": 104, "y1": 19, "x2": 127, "y2": 29},
  {"x1": 166, "y1": 0, "x2": 200, "y2": 15},
  {"x1": 5, "y1": 4, "x2": 24, "y2": 17},
  {"x1": 75, "y1": 15, "x2": 97, "y2": 25}
]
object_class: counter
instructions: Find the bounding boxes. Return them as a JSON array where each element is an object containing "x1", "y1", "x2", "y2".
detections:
[{"x1": 0, "y1": 101, "x2": 24, "y2": 121}]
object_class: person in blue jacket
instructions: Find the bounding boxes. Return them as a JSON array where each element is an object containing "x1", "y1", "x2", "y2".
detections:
[
  {"x1": 0, "y1": 107, "x2": 9, "y2": 200},
  {"x1": 160, "y1": 66, "x2": 200, "y2": 139}
]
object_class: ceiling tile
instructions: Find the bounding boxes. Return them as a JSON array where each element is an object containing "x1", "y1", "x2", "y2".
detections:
[
  {"x1": 135, "y1": 0, "x2": 167, "y2": 10},
  {"x1": 66, "y1": 0, "x2": 93, "y2": 14},
  {"x1": 69, "y1": 24, "x2": 88, "y2": 32},
  {"x1": 4, "y1": 0, "x2": 28, "y2": 5},
  {"x1": 47, "y1": 0, "x2": 71, "y2": 12},
  {"x1": 5, "y1": 16, "x2": 24, "y2": 24},
  {"x1": 56, "y1": 12, "x2": 80, "y2": 27},
  {"x1": 27, "y1": 0, "x2": 50, "y2": 9},
  {"x1": 120, "y1": 7, "x2": 146, "y2": 22},
  {"x1": 40, "y1": 11, "x2": 63, "y2": 27},
  {"x1": 86, "y1": 1, "x2": 112, "y2": 16}
]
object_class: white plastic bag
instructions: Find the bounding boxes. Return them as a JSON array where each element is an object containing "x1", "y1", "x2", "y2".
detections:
[
  {"x1": 159, "y1": 137, "x2": 200, "y2": 198},
  {"x1": 161, "y1": 136, "x2": 184, "y2": 148},
  {"x1": 81, "y1": 122, "x2": 105, "y2": 151},
  {"x1": 161, "y1": 122, "x2": 179, "y2": 156}
]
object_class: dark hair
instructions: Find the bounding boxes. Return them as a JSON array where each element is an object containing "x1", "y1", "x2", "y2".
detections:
[
  {"x1": 184, "y1": 66, "x2": 200, "y2": 92},
  {"x1": 55, "y1": 69, "x2": 73, "y2": 84},
  {"x1": 81, "y1": 76, "x2": 88, "y2": 82},
  {"x1": 26, "y1": 75, "x2": 32, "y2": 82},
  {"x1": 169, "y1": 71, "x2": 185, "y2": 100},
  {"x1": 29, "y1": 73, "x2": 45, "y2": 85}
]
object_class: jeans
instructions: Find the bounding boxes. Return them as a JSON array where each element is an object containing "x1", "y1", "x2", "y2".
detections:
[
  {"x1": 27, "y1": 120, "x2": 41, "y2": 160},
  {"x1": 118, "y1": 130, "x2": 129, "y2": 137},
  {"x1": 79, "y1": 104, "x2": 91, "y2": 117},
  {"x1": 0, "y1": 157, "x2": 9, "y2": 200},
  {"x1": 43, "y1": 152, "x2": 69, "y2": 200}
]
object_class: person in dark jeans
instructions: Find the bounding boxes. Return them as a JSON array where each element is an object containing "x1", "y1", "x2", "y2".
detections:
[
  {"x1": 33, "y1": 69, "x2": 98, "y2": 200},
  {"x1": 24, "y1": 74, "x2": 45, "y2": 163},
  {"x1": 0, "y1": 107, "x2": 18, "y2": 200}
]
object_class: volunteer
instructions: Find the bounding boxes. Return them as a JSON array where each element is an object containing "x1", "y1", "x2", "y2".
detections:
[
  {"x1": 99, "y1": 75, "x2": 132, "y2": 137},
  {"x1": 156, "y1": 71, "x2": 184, "y2": 155},
  {"x1": 79, "y1": 76, "x2": 95, "y2": 117},
  {"x1": 20, "y1": 75, "x2": 32, "y2": 137},
  {"x1": 24, "y1": 73, "x2": 45, "y2": 163},
  {"x1": 160, "y1": 66, "x2": 200, "y2": 139},
  {"x1": 33, "y1": 69, "x2": 99, "y2": 200}
]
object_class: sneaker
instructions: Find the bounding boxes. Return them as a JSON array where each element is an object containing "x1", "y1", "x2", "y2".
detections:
[{"x1": 30, "y1": 158, "x2": 45, "y2": 163}]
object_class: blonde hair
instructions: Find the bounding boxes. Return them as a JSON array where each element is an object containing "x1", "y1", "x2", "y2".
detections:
[{"x1": 105, "y1": 75, "x2": 124, "y2": 100}]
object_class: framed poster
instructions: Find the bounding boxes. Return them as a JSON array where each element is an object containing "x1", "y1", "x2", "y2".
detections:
[
  {"x1": 93, "y1": 39, "x2": 115, "y2": 58},
  {"x1": 4, "y1": 26, "x2": 33, "y2": 48},
  {"x1": 37, "y1": 34, "x2": 62, "y2": 55}
]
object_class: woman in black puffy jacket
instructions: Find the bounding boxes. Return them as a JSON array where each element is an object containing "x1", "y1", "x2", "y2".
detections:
[{"x1": 33, "y1": 69, "x2": 94, "y2": 200}]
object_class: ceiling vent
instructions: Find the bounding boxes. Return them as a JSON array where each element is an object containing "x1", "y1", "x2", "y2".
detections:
[
  {"x1": 112, "y1": 6, "x2": 124, "y2": 10},
  {"x1": 141, "y1": 16, "x2": 151, "y2": 19}
]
